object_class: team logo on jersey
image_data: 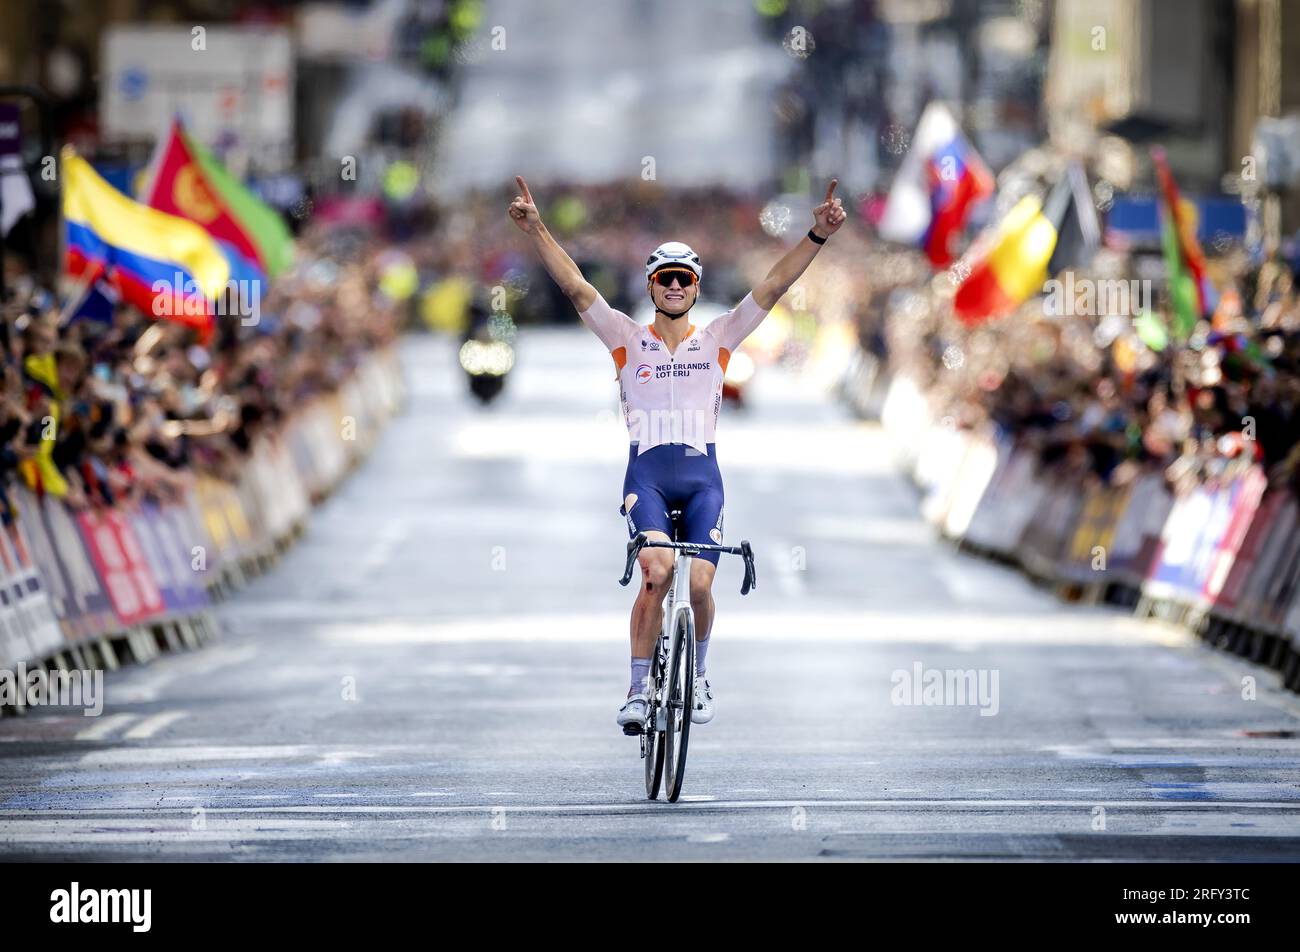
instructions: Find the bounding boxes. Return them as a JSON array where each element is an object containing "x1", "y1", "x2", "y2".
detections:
[
  {"x1": 636, "y1": 364, "x2": 653, "y2": 384},
  {"x1": 687, "y1": 339, "x2": 701, "y2": 352},
  {"x1": 641, "y1": 338, "x2": 660, "y2": 352},
  {"x1": 709, "y1": 508, "x2": 724, "y2": 544}
]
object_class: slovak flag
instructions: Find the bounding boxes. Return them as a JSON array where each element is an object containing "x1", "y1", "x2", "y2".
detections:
[{"x1": 878, "y1": 102, "x2": 994, "y2": 267}]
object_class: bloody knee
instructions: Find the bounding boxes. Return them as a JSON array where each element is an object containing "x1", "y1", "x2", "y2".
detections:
[{"x1": 638, "y1": 551, "x2": 672, "y2": 594}]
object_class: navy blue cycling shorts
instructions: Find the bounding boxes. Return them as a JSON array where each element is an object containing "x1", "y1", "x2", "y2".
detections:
[{"x1": 621, "y1": 442, "x2": 725, "y2": 565}]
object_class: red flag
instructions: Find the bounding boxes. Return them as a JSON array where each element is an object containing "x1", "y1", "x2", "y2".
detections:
[{"x1": 141, "y1": 119, "x2": 263, "y2": 273}]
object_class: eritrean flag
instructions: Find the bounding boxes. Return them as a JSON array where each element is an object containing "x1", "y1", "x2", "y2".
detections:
[
  {"x1": 1151, "y1": 147, "x2": 1209, "y2": 341},
  {"x1": 952, "y1": 163, "x2": 1100, "y2": 326},
  {"x1": 878, "y1": 102, "x2": 994, "y2": 267},
  {"x1": 141, "y1": 118, "x2": 294, "y2": 280},
  {"x1": 62, "y1": 147, "x2": 229, "y2": 340}
]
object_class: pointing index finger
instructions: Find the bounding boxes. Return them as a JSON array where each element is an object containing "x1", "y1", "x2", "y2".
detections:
[
  {"x1": 515, "y1": 175, "x2": 533, "y2": 203},
  {"x1": 824, "y1": 178, "x2": 838, "y2": 204}
]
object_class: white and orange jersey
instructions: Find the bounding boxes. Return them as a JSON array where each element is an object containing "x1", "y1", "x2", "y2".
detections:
[{"x1": 578, "y1": 291, "x2": 770, "y2": 456}]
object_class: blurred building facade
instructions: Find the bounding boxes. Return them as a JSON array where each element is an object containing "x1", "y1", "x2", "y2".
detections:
[
  {"x1": 1047, "y1": 0, "x2": 1300, "y2": 238},
  {"x1": 2, "y1": 0, "x2": 1300, "y2": 240}
]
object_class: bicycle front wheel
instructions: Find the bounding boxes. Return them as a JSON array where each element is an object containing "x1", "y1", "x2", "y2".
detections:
[
  {"x1": 644, "y1": 649, "x2": 665, "y2": 799},
  {"x1": 662, "y1": 607, "x2": 695, "y2": 803}
]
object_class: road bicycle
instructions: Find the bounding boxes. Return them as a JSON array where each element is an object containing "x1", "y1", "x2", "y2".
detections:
[{"x1": 619, "y1": 513, "x2": 756, "y2": 802}]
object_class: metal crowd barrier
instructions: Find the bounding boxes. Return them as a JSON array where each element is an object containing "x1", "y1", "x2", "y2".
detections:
[
  {"x1": 0, "y1": 346, "x2": 405, "y2": 712},
  {"x1": 871, "y1": 369, "x2": 1300, "y2": 695}
]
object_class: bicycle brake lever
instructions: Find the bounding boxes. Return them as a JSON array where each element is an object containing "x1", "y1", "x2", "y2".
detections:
[
  {"x1": 740, "y1": 540, "x2": 756, "y2": 595},
  {"x1": 620, "y1": 533, "x2": 647, "y2": 586}
]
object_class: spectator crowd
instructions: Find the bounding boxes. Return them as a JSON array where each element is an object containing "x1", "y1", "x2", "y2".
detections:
[
  {"x1": 877, "y1": 244, "x2": 1300, "y2": 500},
  {"x1": 0, "y1": 226, "x2": 401, "y2": 523}
]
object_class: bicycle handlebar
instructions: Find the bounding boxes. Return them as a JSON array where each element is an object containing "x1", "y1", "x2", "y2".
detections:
[{"x1": 619, "y1": 532, "x2": 757, "y2": 595}]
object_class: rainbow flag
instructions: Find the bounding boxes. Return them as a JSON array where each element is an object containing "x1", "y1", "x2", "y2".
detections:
[
  {"x1": 1151, "y1": 147, "x2": 1209, "y2": 341},
  {"x1": 62, "y1": 147, "x2": 229, "y2": 339},
  {"x1": 142, "y1": 118, "x2": 294, "y2": 279}
]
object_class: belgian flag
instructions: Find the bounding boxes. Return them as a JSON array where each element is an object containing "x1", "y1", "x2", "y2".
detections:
[{"x1": 953, "y1": 163, "x2": 1100, "y2": 326}]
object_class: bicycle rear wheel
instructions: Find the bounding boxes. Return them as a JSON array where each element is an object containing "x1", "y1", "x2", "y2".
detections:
[
  {"x1": 644, "y1": 648, "x2": 665, "y2": 799},
  {"x1": 662, "y1": 607, "x2": 695, "y2": 802}
]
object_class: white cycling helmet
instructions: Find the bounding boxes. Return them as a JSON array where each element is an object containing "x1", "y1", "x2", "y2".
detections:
[{"x1": 645, "y1": 241, "x2": 702, "y2": 281}]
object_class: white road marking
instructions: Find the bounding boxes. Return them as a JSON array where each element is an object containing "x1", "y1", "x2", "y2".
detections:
[
  {"x1": 123, "y1": 711, "x2": 189, "y2": 740},
  {"x1": 687, "y1": 833, "x2": 730, "y2": 843},
  {"x1": 1056, "y1": 736, "x2": 1300, "y2": 749},
  {"x1": 110, "y1": 644, "x2": 258, "y2": 703},
  {"x1": 75, "y1": 713, "x2": 138, "y2": 741},
  {"x1": 361, "y1": 520, "x2": 409, "y2": 574},
  {"x1": 315, "y1": 751, "x2": 376, "y2": 767},
  {"x1": 3, "y1": 798, "x2": 1300, "y2": 818},
  {"x1": 0, "y1": 818, "x2": 354, "y2": 844},
  {"x1": 78, "y1": 745, "x2": 320, "y2": 765},
  {"x1": 194, "y1": 795, "x2": 285, "y2": 801},
  {"x1": 313, "y1": 611, "x2": 1184, "y2": 646}
]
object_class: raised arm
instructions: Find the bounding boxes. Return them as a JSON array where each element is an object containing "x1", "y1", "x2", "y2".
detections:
[
  {"x1": 752, "y1": 178, "x2": 846, "y2": 310},
  {"x1": 508, "y1": 175, "x2": 597, "y2": 313}
]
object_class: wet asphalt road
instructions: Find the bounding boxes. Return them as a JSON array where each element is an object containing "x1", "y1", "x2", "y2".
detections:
[{"x1": 2, "y1": 331, "x2": 1299, "y2": 861}]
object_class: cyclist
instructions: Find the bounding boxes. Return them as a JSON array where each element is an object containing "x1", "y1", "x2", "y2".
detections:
[{"x1": 508, "y1": 175, "x2": 845, "y2": 732}]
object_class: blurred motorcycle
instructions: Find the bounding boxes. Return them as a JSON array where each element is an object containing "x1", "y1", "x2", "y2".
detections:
[
  {"x1": 459, "y1": 290, "x2": 515, "y2": 404},
  {"x1": 460, "y1": 336, "x2": 514, "y2": 403}
]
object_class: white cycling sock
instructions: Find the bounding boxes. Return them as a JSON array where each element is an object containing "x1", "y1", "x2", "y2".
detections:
[
  {"x1": 630, "y1": 657, "x2": 651, "y2": 696},
  {"x1": 695, "y1": 637, "x2": 709, "y2": 677}
]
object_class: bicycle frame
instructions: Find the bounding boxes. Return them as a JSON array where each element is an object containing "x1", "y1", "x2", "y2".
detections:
[
  {"x1": 641, "y1": 548, "x2": 694, "y2": 741},
  {"x1": 664, "y1": 547, "x2": 695, "y2": 641},
  {"x1": 654, "y1": 548, "x2": 695, "y2": 727},
  {"x1": 620, "y1": 530, "x2": 756, "y2": 801},
  {"x1": 622, "y1": 532, "x2": 756, "y2": 727}
]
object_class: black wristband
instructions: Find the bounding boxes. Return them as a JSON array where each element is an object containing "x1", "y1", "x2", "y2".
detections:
[{"x1": 807, "y1": 228, "x2": 827, "y2": 245}]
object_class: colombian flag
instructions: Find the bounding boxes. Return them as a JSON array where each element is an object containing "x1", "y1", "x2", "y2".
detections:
[
  {"x1": 1151, "y1": 147, "x2": 1209, "y2": 341},
  {"x1": 62, "y1": 147, "x2": 229, "y2": 340},
  {"x1": 878, "y1": 102, "x2": 994, "y2": 267},
  {"x1": 952, "y1": 164, "x2": 1100, "y2": 326},
  {"x1": 141, "y1": 118, "x2": 294, "y2": 280}
]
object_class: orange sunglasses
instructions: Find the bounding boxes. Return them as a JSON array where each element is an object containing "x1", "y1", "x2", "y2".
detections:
[{"x1": 650, "y1": 268, "x2": 698, "y2": 288}]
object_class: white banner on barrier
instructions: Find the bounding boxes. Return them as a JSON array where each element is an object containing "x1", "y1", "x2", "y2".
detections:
[
  {"x1": 1109, "y1": 474, "x2": 1166, "y2": 564},
  {"x1": 942, "y1": 435, "x2": 1000, "y2": 539},
  {"x1": 0, "y1": 530, "x2": 34, "y2": 668},
  {"x1": 1, "y1": 528, "x2": 64, "y2": 661}
]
